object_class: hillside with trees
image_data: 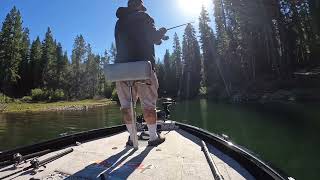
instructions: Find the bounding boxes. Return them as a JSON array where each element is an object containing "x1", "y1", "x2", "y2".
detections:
[
  {"x1": 0, "y1": 7, "x2": 114, "y2": 102},
  {"x1": 157, "y1": 0, "x2": 320, "y2": 103},
  {"x1": 1, "y1": 0, "x2": 320, "y2": 103}
]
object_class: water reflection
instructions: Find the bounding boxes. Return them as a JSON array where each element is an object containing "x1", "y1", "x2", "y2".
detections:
[
  {"x1": 0, "y1": 105, "x2": 122, "y2": 151},
  {"x1": 171, "y1": 100, "x2": 320, "y2": 180},
  {"x1": 0, "y1": 100, "x2": 318, "y2": 179}
]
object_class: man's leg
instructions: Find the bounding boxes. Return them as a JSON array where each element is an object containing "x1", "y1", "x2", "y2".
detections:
[
  {"x1": 138, "y1": 72, "x2": 165, "y2": 145},
  {"x1": 144, "y1": 108, "x2": 158, "y2": 141},
  {"x1": 122, "y1": 108, "x2": 134, "y2": 140},
  {"x1": 116, "y1": 82, "x2": 137, "y2": 142}
]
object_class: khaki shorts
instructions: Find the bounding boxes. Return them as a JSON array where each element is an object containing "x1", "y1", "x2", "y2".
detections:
[{"x1": 116, "y1": 71, "x2": 159, "y2": 110}]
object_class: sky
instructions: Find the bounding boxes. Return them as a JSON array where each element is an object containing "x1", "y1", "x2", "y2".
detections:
[{"x1": 0, "y1": 0, "x2": 214, "y2": 60}]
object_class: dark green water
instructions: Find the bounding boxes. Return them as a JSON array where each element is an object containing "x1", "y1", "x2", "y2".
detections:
[{"x1": 0, "y1": 99, "x2": 319, "y2": 179}]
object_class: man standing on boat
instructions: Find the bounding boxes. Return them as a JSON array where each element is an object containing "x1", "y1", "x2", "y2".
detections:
[{"x1": 115, "y1": 0, "x2": 167, "y2": 146}]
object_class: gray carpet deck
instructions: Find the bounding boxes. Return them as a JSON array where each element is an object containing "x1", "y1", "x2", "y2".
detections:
[{"x1": 0, "y1": 130, "x2": 254, "y2": 180}]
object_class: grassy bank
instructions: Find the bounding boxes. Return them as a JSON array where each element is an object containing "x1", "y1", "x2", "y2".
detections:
[{"x1": 0, "y1": 99, "x2": 116, "y2": 113}]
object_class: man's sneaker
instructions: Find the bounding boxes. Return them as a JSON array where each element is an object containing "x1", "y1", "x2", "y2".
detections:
[
  {"x1": 148, "y1": 135, "x2": 166, "y2": 146},
  {"x1": 126, "y1": 137, "x2": 133, "y2": 146}
]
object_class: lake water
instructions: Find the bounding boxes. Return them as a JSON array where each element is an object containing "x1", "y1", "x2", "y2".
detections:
[{"x1": 0, "y1": 99, "x2": 319, "y2": 179}]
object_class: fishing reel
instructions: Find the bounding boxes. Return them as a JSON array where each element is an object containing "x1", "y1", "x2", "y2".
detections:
[
  {"x1": 155, "y1": 36, "x2": 170, "y2": 45},
  {"x1": 13, "y1": 153, "x2": 23, "y2": 167},
  {"x1": 162, "y1": 36, "x2": 169, "y2": 41}
]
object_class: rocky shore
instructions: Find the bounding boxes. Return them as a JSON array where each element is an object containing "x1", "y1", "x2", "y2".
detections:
[
  {"x1": 0, "y1": 99, "x2": 115, "y2": 113},
  {"x1": 230, "y1": 88, "x2": 320, "y2": 104},
  {"x1": 45, "y1": 104, "x2": 107, "y2": 112}
]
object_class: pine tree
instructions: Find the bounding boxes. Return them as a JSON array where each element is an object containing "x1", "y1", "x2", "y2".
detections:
[
  {"x1": 102, "y1": 49, "x2": 111, "y2": 65},
  {"x1": 100, "y1": 49, "x2": 113, "y2": 97},
  {"x1": 42, "y1": 27, "x2": 58, "y2": 89},
  {"x1": 181, "y1": 24, "x2": 201, "y2": 99},
  {"x1": 58, "y1": 51, "x2": 70, "y2": 97},
  {"x1": 155, "y1": 58, "x2": 166, "y2": 96},
  {"x1": 0, "y1": 7, "x2": 24, "y2": 96},
  {"x1": 71, "y1": 35, "x2": 86, "y2": 98},
  {"x1": 199, "y1": 6, "x2": 218, "y2": 87},
  {"x1": 163, "y1": 49, "x2": 171, "y2": 95},
  {"x1": 56, "y1": 42, "x2": 68, "y2": 88},
  {"x1": 172, "y1": 33, "x2": 182, "y2": 96},
  {"x1": 17, "y1": 28, "x2": 31, "y2": 96},
  {"x1": 29, "y1": 37, "x2": 43, "y2": 89},
  {"x1": 84, "y1": 44, "x2": 100, "y2": 98},
  {"x1": 309, "y1": 0, "x2": 320, "y2": 40},
  {"x1": 109, "y1": 43, "x2": 117, "y2": 64}
]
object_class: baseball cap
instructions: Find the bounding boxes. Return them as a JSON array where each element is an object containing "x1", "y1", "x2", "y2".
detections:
[{"x1": 128, "y1": 0, "x2": 147, "y2": 11}]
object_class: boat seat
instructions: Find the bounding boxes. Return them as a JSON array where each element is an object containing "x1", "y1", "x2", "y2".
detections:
[{"x1": 104, "y1": 61, "x2": 152, "y2": 82}]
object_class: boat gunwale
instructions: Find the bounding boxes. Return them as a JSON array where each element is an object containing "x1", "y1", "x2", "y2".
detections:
[
  {"x1": 0, "y1": 125, "x2": 127, "y2": 161},
  {"x1": 175, "y1": 122, "x2": 290, "y2": 180},
  {"x1": 0, "y1": 122, "x2": 290, "y2": 180}
]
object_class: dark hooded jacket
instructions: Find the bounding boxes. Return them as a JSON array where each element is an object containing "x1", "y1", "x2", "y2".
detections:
[{"x1": 115, "y1": 7, "x2": 163, "y2": 67}]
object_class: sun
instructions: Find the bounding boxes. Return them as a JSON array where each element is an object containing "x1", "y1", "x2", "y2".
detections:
[{"x1": 177, "y1": 0, "x2": 211, "y2": 16}]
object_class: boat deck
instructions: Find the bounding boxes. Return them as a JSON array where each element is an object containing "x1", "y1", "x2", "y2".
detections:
[{"x1": 0, "y1": 130, "x2": 254, "y2": 179}]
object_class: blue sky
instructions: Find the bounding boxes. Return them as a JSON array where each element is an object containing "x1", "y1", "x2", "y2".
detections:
[{"x1": 0, "y1": 0, "x2": 214, "y2": 60}]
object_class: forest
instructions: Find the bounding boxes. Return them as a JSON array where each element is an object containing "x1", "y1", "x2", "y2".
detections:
[
  {"x1": 0, "y1": 6, "x2": 116, "y2": 102},
  {"x1": 0, "y1": 0, "x2": 319, "y2": 103},
  {"x1": 156, "y1": 0, "x2": 320, "y2": 102}
]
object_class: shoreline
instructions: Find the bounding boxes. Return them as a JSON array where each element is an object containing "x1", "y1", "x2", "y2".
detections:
[{"x1": 0, "y1": 99, "x2": 116, "y2": 113}]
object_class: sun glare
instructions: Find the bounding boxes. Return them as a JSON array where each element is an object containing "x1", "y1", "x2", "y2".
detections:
[{"x1": 177, "y1": 0, "x2": 211, "y2": 16}]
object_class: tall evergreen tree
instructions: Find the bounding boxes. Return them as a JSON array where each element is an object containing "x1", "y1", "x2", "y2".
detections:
[
  {"x1": 109, "y1": 43, "x2": 117, "y2": 64},
  {"x1": 42, "y1": 27, "x2": 58, "y2": 89},
  {"x1": 0, "y1": 6, "x2": 24, "y2": 96},
  {"x1": 29, "y1": 37, "x2": 43, "y2": 89},
  {"x1": 155, "y1": 58, "x2": 166, "y2": 96},
  {"x1": 58, "y1": 51, "x2": 71, "y2": 96},
  {"x1": 100, "y1": 49, "x2": 113, "y2": 97},
  {"x1": 56, "y1": 42, "x2": 68, "y2": 88},
  {"x1": 71, "y1": 35, "x2": 86, "y2": 98},
  {"x1": 17, "y1": 28, "x2": 31, "y2": 96},
  {"x1": 163, "y1": 49, "x2": 171, "y2": 95},
  {"x1": 199, "y1": 6, "x2": 218, "y2": 87},
  {"x1": 102, "y1": 49, "x2": 111, "y2": 65},
  {"x1": 84, "y1": 44, "x2": 100, "y2": 98},
  {"x1": 181, "y1": 24, "x2": 201, "y2": 99},
  {"x1": 172, "y1": 33, "x2": 182, "y2": 96}
]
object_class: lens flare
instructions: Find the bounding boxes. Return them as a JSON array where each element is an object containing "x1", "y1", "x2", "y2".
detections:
[{"x1": 177, "y1": 0, "x2": 211, "y2": 16}]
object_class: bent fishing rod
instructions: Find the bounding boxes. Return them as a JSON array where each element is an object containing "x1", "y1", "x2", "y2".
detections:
[
  {"x1": 167, "y1": 21, "x2": 195, "y2": 31},
  {"x1": 162, "y1": 21, "x2": 195, "y2": 41}
]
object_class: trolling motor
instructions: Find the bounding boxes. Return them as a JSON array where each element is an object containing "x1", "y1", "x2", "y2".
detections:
[
  {"x1": 136, "y1": 98, "x2": 176, "y2": 140},
  {"x1": 160, "y1": 98, "x2": 176, "y2": 118},
  {"x1": 137, "y1": 97, "x2": 175, "y2": 124}
]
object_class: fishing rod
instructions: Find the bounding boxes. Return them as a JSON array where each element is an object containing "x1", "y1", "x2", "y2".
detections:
[
  {"x1": 0, "y1": 148, "x2": 73, "y2": 180},
  {"x1": 167, "y1": 21, "x2": 195, "y2": 31},
  {"x1": 161, "y1": 21, "x2": 195, "y2": 41},
  {"x1": 0, "y1": 149, "x2": 52, "y2": 167}
]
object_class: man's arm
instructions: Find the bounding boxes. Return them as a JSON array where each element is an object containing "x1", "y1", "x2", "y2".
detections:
[{"x1": 142, "y1": 13, "x2": 167, "y2": 45}]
